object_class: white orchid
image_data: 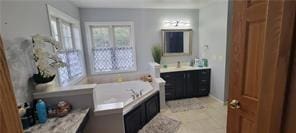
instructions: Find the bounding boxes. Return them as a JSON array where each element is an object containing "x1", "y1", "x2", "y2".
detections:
[{"x1": 32, "y1": 34, "x2": 66, "y2": 80}]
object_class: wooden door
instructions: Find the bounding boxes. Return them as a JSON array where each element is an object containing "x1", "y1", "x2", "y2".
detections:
[
  {"x1": 0, "y1": 36, "x2": 23, "y2": 132},
  {"x1": 227, "y1": 0, "x2": 296, "y2": 133}
]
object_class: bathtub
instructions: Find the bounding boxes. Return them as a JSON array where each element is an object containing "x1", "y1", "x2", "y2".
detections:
[{"x1": 93, "y1": 80, "x2": 156, "y2": 116}]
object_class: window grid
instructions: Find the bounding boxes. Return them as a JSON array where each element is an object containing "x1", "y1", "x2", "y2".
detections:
[
  {"x1": 113, "y1": 26, "x2": 132, "y2": 47},
  {"x1": 60, "y1": 21, "x2": 74, "y2": 50},
  {"x1": 88, "y1": 23, "x2": 136, "y2": 74},
  {"x1": 49, "y1": 17, "x2": 84, "y2": 86},
  {"x1": 91, "y1": 26, "x2": 111, "y2": 48},
  {"x1": 57, "y1": 50, "x2": 83, "y2": 86}
]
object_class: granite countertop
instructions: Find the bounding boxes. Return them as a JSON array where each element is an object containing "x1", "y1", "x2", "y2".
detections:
[
  {"x1": 160, "y1": 66, "x2": 211, "y2": 73},
  {"x1": 24, "y1": 108, "x2": 89, "y2": 133}
]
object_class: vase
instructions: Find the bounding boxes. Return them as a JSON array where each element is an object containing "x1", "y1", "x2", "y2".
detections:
[{"x1": 35, "y1": 80, "x2": 56, "y2": 92}]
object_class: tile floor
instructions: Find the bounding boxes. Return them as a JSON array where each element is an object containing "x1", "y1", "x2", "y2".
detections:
[{"x1": 161, "y1": 97, "x2": 228, "y2": 133}]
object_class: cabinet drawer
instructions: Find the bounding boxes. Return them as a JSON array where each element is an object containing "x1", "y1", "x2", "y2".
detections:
[
  {"x1": 199, "y1": 69, "x2": 210, "y2": 75},
  {"x1": 199, "y1": 85, "x2": 209, "y2": 91},
  {"x1": 198, "y1": 84, "x2": 210, "y2": 96},
  {"x1": 198, "y1": 69, "x2": 211, "y2": 80},
  {"x1": 199, "y1": 79, "x2": 210, "y2": 85}
]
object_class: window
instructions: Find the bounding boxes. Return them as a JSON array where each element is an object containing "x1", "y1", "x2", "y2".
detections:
[
  {"x1": 47, "y1": 5, "x2": 85, "y2": 86},
  {"x1": 60, "y1": 21, "x2": 73, "y2": 50},
  {"x1": 85, "y1": 22, "x2": 136, "y2": 74}
]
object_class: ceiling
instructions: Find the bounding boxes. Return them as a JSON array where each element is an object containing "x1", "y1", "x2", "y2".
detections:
[{"x1": 69, "y1": 0, "x2": 215, "y2": 9}]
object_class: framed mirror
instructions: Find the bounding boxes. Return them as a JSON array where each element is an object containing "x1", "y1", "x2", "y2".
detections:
[{"x1": 162, "y1": 29, "x2": 192, "y2": 56}]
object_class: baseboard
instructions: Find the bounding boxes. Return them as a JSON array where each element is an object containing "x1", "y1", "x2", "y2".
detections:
[{"x1": 209, "y1": 94, "x2": 228, "y2": 105}]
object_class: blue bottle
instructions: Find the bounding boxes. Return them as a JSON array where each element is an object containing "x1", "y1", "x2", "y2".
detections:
[{"x1": 36, "y1": 99, "x2": 47, "y2": 123}]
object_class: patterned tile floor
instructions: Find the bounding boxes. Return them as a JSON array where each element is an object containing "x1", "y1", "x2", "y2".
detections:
[{"x1": 161, "y1": 97, "x2": 228, "y2": 133}]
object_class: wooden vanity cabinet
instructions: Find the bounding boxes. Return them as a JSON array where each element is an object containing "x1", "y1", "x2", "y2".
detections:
[
  {"x1": 161, "y1": 69, "x2": 211, "y2": 101},
  {"x1": 124, "y1": 92, "x2": 160, "y2": 133}
]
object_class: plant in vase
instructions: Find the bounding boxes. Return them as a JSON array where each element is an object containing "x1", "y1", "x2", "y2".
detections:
[
  {"x1": 32, "y1": 34, "x2": 66, "y2": 91},
  {"x1": 151, "y1": 45, "x2": 162, "y2": 64}
]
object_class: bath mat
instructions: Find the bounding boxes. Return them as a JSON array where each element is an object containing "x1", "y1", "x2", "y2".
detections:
[
  {"x1": 166, "y1": 98, "x2": 206, "y2": 113},
  {"x1": 138, "y1": 114, "x2": 181, "y2": 133}
]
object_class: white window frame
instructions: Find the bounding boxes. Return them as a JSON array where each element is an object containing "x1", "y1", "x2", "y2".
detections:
[
  {"x1": 47, "y1": 4, "x2": 86, "y2": 87},
  {"x1": 85, "y1": 22, "x2": 137, "y2": 75}
]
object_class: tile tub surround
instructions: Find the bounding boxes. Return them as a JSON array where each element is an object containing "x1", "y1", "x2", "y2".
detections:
[
  {"x1": 33, "y1": 80, "x2": 163, "y2": 116},
  {"x1": 91, "y1": 80, "x2": 161, "y2": 133},
  {"x1": 93, "y1": 80, "x2": 158, "y2": 116}
]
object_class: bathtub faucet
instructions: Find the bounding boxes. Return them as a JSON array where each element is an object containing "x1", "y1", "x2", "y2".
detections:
[
  {"x1": 140, "y1": 89, "x2": 144, "y2": 96},
  {"x1": 128, "y1": 89, "x2": 140, "y2": 99}
]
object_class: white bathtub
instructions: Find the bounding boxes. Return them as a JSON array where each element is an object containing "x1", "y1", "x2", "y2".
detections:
[{"x1": 93, "y1": 80, "x2": 155, "y2": 116}]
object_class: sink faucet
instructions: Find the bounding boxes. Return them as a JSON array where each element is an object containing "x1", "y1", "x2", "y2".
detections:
[{"x1": 177, "y1": 61, "x2": 181, "y2": 68}]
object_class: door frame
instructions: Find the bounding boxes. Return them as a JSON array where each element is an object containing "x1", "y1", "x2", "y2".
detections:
[{"x1": 0, "y1": 35, "x2": 23, "y2": 132}]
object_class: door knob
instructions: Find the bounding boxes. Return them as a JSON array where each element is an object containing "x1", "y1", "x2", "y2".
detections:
[{"x1": 229, "y1": 99, "x2": 240, "y2": 109}]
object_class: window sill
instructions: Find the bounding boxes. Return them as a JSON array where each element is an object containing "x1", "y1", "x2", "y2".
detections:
[
  {"x1": 33, "y1": 83, "x2": 96, "y2": 99},
  {"x1": 90, "y1": 68, "x2": 137, "y2": 75},
  {"x1": 60, "y1": 73, "x2": 87, "y2": 87}
]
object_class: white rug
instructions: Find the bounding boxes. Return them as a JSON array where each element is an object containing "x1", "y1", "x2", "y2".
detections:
[
  {"x1": 166, "y1": 98, "x2": 206, "y2": 113},
  {"x1": 138, "y1": 114, "x2": 181, "y2": 133}
]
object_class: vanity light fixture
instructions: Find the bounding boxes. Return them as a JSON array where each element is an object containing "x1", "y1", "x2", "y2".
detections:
[{"x1": 163, "y1": 20, "x2": 191, "y2": 29}]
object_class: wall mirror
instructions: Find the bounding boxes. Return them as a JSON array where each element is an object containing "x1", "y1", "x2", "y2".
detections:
[{"x1": 162, "y1": 29, "x2": 192, "y2": 56}]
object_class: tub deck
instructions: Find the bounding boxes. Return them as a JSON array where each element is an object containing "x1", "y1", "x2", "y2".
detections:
[{"x1": 93, "y1": 80, "x2": 156, "y2": 116}]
